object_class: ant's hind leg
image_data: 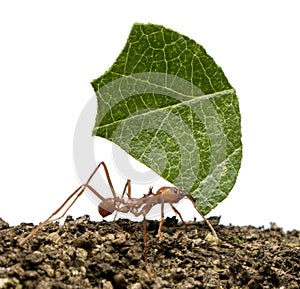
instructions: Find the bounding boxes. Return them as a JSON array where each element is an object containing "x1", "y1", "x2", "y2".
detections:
[
  {"x1": 19, "y1": 162, "x2": 116, "y2": 247},
  {"x1": 19, "y1": 185, "x2": 86, "y2": 246},
  {"x1": 85, "y1": 161, "x2": 117, "y2": 200}
]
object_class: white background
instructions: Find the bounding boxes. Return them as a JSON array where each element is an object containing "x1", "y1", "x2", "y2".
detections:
[{"x1": 1, "y1": 1, "x2": 299, "y2": 231}]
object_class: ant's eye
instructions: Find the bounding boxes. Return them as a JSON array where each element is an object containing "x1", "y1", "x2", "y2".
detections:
[{"x1": 172, "y1": 187, "x2": 178, "y2": 194}]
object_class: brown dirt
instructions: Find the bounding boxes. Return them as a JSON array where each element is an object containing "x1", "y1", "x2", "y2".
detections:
[{"x1": 0, "y1": 215, "x2": 299, "y2": 289}]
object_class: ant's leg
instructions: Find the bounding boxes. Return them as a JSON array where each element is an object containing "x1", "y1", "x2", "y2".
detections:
[
  {"x1": 170, "y1": 204, "x2": 186, "y2": 225},
  {"x1": 143, "y1": 217, "x2": 147, "y2": 264},
  {"x1": 19, "y1": 185, "x2": 86, "y2": 246},
  {"x1": 142, "y1": 216, "x2": 152, "y2": 276},
  {"x1": 19, "y1": 162, "x2": 115, "y2": 246},
  {"x1": 186, "y1": 195, "x2": 218, "y2": 241},
  {"x1": 85, "y1": 161, "x2": 121, "y2": 220},
  {"x1": 41, "y1": 163, "x2": 113, "y2": 223},
  {"x1": 121, "y1": 179, "x2": 131, "y2": 199},
  {"x1": 85, "y1": 161, "x2": 117, "y2": 200},
  {"x1": 114, "y1": 179, "x2": 131, "y2": 220},
  {"x1": 55, "y1": 169, "x2": 114, "y2": 222},
  {"x1": 157, "y1": 198, "x2": 165, "y2": 239},
  {"x1": 83, "y1": 184, "x2": 105, "y2": 202}
]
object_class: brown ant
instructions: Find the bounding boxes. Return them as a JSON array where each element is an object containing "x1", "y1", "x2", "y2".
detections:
[{"x1": 19, "y1": 161, "x2": 218, "y2": 271}]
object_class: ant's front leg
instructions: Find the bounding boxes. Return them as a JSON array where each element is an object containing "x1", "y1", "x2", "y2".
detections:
[
  {"x1": 170, "y1": 204, "x2": 186, "y2": 225},
  {"x1": 186, "y1": 195, "x2": 219, "y2": 242}
]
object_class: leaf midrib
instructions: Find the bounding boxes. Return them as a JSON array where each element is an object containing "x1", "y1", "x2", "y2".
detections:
[{"x1": 93, "y1": 88, "x2": 235, "y2": 131}]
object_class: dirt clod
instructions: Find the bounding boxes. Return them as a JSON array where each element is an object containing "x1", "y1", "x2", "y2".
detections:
[{"x1": 0, "y1": 216, "x2": 299, "y2": 288}]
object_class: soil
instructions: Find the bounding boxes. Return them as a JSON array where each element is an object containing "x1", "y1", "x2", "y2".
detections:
[{"x1": 0, "y1": 215, "x2": 299, "y2": 289}]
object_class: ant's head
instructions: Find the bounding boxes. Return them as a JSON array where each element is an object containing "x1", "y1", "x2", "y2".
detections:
[
  {"x1": 171, "y1": 187, "x2": 189, "y2": 199},
  {"x1": 157, "y1": 186, "x2": 187, "y2": 203},
  {"x1": 98, "y1": 199, "x2": 115, "y2": 218},
  {"x1": 170, "y1": 187, "x2": 186, "y2": 195}
]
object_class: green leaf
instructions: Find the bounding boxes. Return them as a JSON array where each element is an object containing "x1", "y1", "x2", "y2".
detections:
[{"x1": 91, "y1": 23, "x2": 242, "y2": 215}]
